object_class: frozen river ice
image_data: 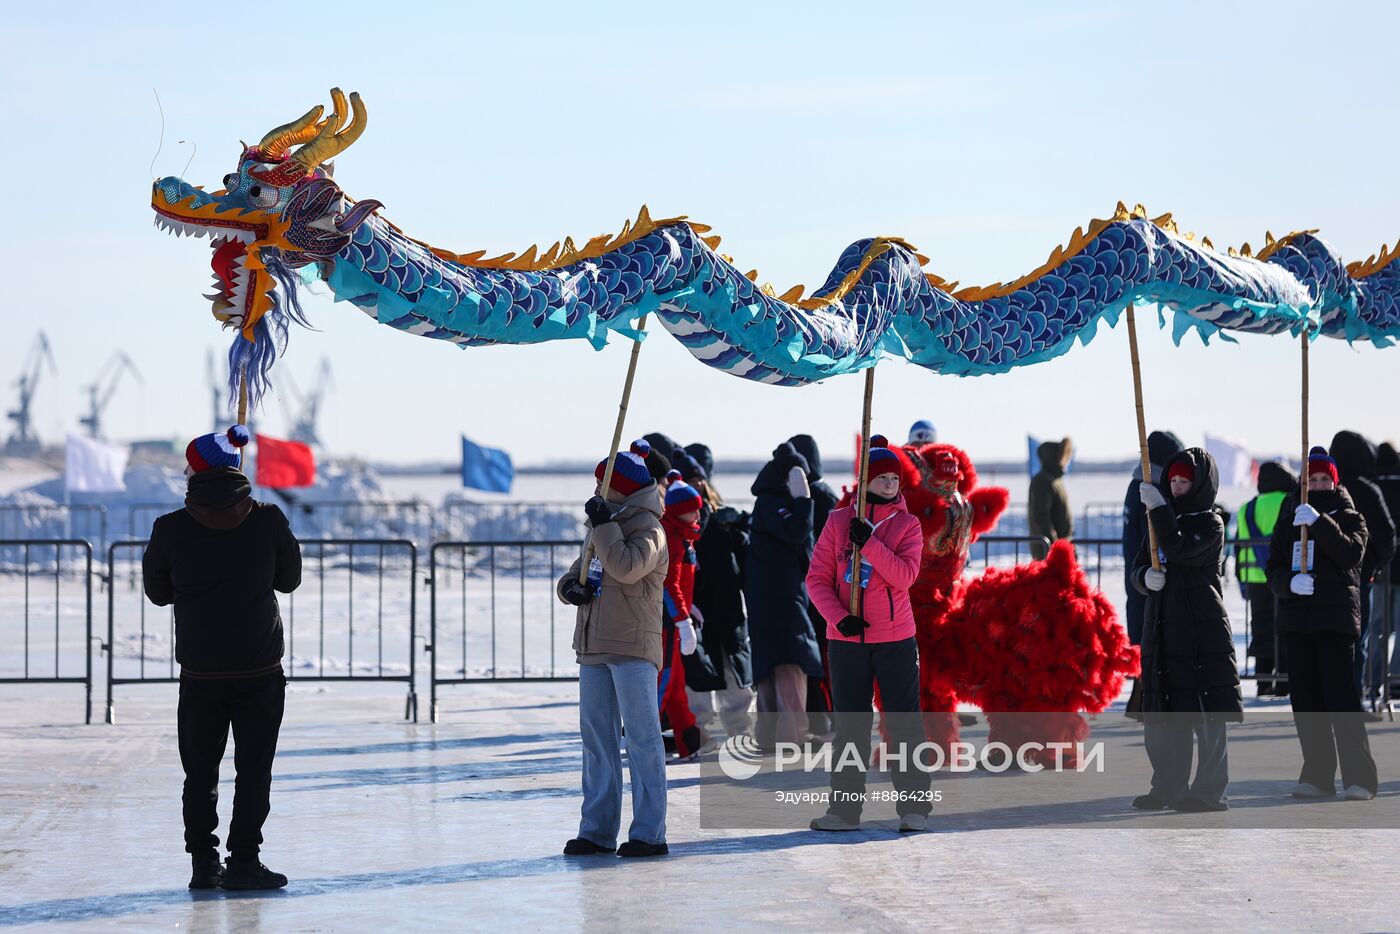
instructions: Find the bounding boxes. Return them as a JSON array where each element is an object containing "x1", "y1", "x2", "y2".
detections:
[{"x1": 1, "y1": 681, "x2": 1397, "y2": 932}]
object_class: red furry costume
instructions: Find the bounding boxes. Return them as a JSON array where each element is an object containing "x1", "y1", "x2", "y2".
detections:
[{"x1": 847, "y1": 440, "x2": 1139, "y2": 767}]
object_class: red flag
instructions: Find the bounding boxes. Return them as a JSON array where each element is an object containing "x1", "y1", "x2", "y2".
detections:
[{"x1": 255, "y1": 434, "x2": 316, "y2": 488}]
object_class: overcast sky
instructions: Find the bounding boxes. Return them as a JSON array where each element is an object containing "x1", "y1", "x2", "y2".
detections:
[{"x1": 3, "y1": 1, "x2": 1398, "y2": 466}]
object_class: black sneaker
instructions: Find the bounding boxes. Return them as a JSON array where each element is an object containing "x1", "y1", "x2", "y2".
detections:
[
  {"x1": 617, "y1": 840, "x2": 668, "y2": 858},
  {"x1": 1131, "y1": 792, "x2": 1171, "y2": 810},
  {"x1": 563, "y1": 837, "x2": 616, "y2": 856},
  {"x1": 221, "y1": 857, "x2": 289, "y2": 890},
  {"x1": 189, "y1": 852, "x2": 223, "y2": 890}
]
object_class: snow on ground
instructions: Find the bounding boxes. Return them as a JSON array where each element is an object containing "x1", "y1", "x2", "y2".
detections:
[{"x1": 1, "y1": 682, "x2": 1397, "y2": 932}]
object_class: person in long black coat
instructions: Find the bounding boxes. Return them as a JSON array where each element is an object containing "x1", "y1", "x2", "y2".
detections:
[
  {"x1": 1122, "y1": 430, "x2": 1185, "y2": 645},
  {"x1": 674, "y1": 443, "x2": 755, "y2": 738},
  {"x1": 1330, "y1": 430, "x2": 1397, "y2": 697},
  {"x1": 788, "y1": 433, "x2": 839, "y2": 736},
  {"x1": 1130, "y1": 447, "x2": 1241, "y2": 813},
  {"x1": 745, "y1": 442, "x2": 824, "y2": 747},
  {"x1": 1266, "y1": 446, "x2": 1379, "y2": 799},
  {"x1": 1374, "y1": 442, "x2": 1400, "y2": 687}
]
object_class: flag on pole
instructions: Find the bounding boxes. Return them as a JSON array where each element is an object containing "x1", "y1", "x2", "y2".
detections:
[
  {"x1": 65, "y1": 434, "x2": 129, "y2": 493},
  {"x1": 462, "y1": 435, "x2": 514, "y2": 493},
  {"x1": 1205, "y1": 434, "x2": 1255, "y2": 488},
  {"x1": 255, "y1": 433, "x2": 316, "y2": 488}
]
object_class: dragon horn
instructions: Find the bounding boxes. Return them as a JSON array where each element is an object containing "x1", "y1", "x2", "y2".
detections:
[
  {"x1": 256, "y1": 104, "x2": 326, "y2": 159},
  {"x1": 292, "y1": 89, "x2": 366, "y2": 170}
]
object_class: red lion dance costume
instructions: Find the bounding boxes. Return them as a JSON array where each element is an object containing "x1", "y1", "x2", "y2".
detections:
[{"x1": 851, "y1": 438, "x2": 1139, "y2": 767}]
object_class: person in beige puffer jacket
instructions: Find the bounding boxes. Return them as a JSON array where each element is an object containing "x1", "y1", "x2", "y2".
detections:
[{"x1": 557, "y1": 440, "x2": 671, "y2": 858}]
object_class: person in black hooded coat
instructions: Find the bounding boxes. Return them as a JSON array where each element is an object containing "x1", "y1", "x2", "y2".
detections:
[
  {"x1": 1330, "y1": 430, "x2": 1397, "y2": 698},
  {"x1": 673, "y1": 443, "x2": 755, "y2": 738},
  {"x1": 788, "y1": 433, "x2": 839, "y2": 736},
  {"x1": 1122, "y1": 430, "x2": 1185, "y2": 645},
  {"x1": 1373, "y1": 442, "x2": 1400, "y2": 688},
  {"x1": 1130, "y1": 447, "x2": 1241, "y2": 812},
  {"x1": 745, "y1": 442, "x2": 823, "y2": 746},
  {"x1": 1266, "y1": 446, "x2": 1378, "y2": 798}
]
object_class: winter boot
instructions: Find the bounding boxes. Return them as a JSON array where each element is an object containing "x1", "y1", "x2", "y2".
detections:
[
  {"x1": 1170, "y1": 795, "x2": 1228, "y2": 813},
  {"x1": 220, "y1": 857, "x2": 289, "y2": 890},
  {"x1": 898, "y1": 813, "x2": 928, "y2": 833},
  {"x1": 188, "y1": 851, "x2": 223, "y2": 890},
  {"x1": 1291, "y1": 782, "x2": 1334, "y2": 799},
  {"x1": 563, "y1": 837, "x2": 616, "y2": 855},
  {"x1": 617, "y1": 840, "x2": 668, "y2": 858},
  {"x1": 809, "y1": 812, "x2": 861, "y2": 831},
  {"x1": 1131, "y1": 792, "x2": 1171, "y2": 810},
  {"x1": 1344, "y1": 785, "x2": 1376, "y2": 801}
]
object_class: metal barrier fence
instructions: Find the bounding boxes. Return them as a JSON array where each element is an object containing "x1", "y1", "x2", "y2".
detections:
[
  {"x1": 0, "y1": 540, "x2": 94, "y2": 723},
  {"x1": 427, "y1": 540, "x2": 580, "y2": 721},
  {"x1": 127, "y1": 499, "x2": 434, "y2": 546},
  {"x1": 0, "y1": 505, "x2": 107, "y2": 552},
  {"x1": 105, "y1": 538, "x2": 419, "y2": 723}
]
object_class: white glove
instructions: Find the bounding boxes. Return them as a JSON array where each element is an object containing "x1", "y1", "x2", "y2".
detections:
[
  {"x1": 1294, "y1": 503, "x2": 1320, "y2": 526},
  {"x1": 1139, "y1": 482, "x2": 1166, "y2": 510},
  {"x1": 787, "y1": 466, "x2": 811, "y2": 499},
  {"x1": 677, "y1": 617, "x2": 698, "y2": 655},
  {"x1": 1290, "y1": 574, "x2": 1315, "y2": 596},
  {"x1": 691, "y1": 604, "x2": 704, "y2": 626},
  {"x1": 1145, "y1": 568, "x2": 1167, "y2": 592}
]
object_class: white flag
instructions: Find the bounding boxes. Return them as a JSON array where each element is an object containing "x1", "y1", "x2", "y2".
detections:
[
  {"x1": 65, "y1": 434, "x2": 129, "y2": 493},
  {"x1": 1205, "y1": 434, "x2": 1254, "y2": 489}
]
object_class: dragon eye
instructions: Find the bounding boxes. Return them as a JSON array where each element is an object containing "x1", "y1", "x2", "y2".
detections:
[
  {"x1": 250, "y1": 185, "x2": 279, "y2": 208},
  {"x1": 223, "y1": 173, "x2": 239, "y2": 190}
]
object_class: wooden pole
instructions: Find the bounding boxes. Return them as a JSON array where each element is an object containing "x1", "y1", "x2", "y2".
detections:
[
  {"x1": 236, "y1": 366, "x2": 249, "y2": 426},
  {"x1": 1125, "y1": 303, "x2": 1161, "y2": 571},
  {"x1": 850, "y1": 366, "x2": 877, "y2": 615},
  {"x1": 1300, "y1": 326, "x2": 1311, "y2": 573},
  {"x1": 579, "y1": 314, "x2": 650, "y2": 583}
]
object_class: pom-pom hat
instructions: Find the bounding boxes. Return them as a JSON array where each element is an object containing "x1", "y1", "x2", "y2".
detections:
[
  {"x1": 866, "y1": 435, "x2": 901, "y2": 476},
  {"x1": 1307, "y1": 446, "x2": 1339, "y2": 484},
  {"x1": 186, "y1": 425, "x2": 250, "y2": 473},
  {"x1": 664, "y1": 473, "x2": 704, "y2": 517},
  {"x1": 595, "y1": 440, "x2": 657, "y2": 497}
]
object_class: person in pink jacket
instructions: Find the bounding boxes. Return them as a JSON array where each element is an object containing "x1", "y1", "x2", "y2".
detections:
[{"x1": 805, "y1": 439, "x2": 933, "y2": 833}]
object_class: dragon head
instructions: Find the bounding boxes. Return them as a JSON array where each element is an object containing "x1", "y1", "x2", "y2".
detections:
[{"x1": 150, "y1": 88, "x2": 381, "y2": 342}]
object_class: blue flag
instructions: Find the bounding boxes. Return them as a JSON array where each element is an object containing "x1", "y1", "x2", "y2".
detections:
[{"x1": 461, "y1": 435, "x2": 514, "y2": 493}]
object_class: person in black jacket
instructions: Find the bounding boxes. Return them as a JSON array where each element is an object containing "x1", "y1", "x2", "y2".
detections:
[
  {"x1": 1236, "y1": 460, "x2": 1299, "y2": 697},
  {"x1": 1330, "y1": 430, "x2": 1398, "y2": 698},
  {"x1": 1266, "y1": 446, "x2": 1379, "y2": 800},
  {"x1": 788, "y1": 434, "x2": 839, "y2": 738},
  {"x1": 1373, "y1": 442, "x2": 1400, "y2": 692},
  {"x1": 1129, "y1": 448, "x2": 1241, "y2": 812},
  {"x1": 745, "y1": 441, "x2": 824, "y2": 748},
  {"x1": 1122, "y1": 430, "x2": 1185, "y2": 645},
  {"x1": 143, "y1": 426, "x2": 301, "y2": 890},
  {"x1": 1028, "y1": 437, "x2": 1073, "y2": 560},
  {"x1": 674, "y1": 445, "x2": 755, "y2": 738}
]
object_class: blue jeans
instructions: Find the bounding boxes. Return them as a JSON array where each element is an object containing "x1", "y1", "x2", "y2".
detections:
[
  {"x1": 578, "y1": 659, "x2": 667, "y2": 848},
  {"x1": 1143, "y1": 709, "x2": 1229, "y2": 805}
]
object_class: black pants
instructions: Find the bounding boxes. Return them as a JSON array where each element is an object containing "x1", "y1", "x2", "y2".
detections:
[
  {"x1": 178, "y1": 672, "x2": 286, "y2": 859},
  {"x1": 827, "y1": 637, "x2": 932, "y2": 820},
  {"x1": 1284, "y1": 631, "x2": 1378, "y2": 794},
  {"x1": 1246, "y1": 583, "x2": 1286, "y2": 693}
]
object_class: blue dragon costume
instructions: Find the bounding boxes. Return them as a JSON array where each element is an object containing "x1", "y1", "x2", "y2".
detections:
[
  {"x1": 150, "y1": 89, "x2": 1400, "y2": 752},
  {"x1": 151, "y1": 89, "x2": 1400, "y2": 407}
]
